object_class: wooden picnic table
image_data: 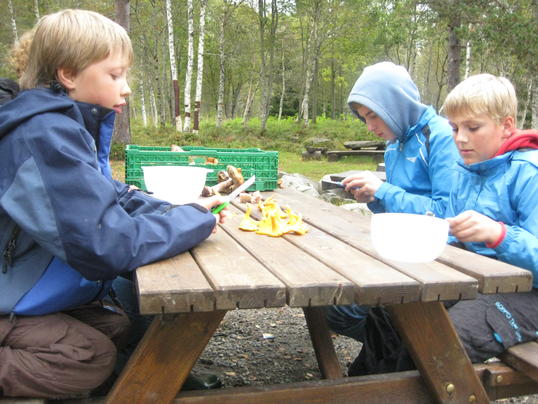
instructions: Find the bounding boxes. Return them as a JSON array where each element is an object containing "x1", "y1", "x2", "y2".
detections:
[{"x1": 105, "y1": 188, "x2": 534, "y2": 404}]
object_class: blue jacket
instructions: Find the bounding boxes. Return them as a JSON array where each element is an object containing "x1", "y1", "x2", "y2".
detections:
[
  {"x1": 0, "y1": 88, "x2": 216, "y2": 315},
  {"x1": 347, "y1": 62, "x2": 460, "y2": 217},
  {"x1": 445, "y1": 150, "x2": 538, "y2": 287}
]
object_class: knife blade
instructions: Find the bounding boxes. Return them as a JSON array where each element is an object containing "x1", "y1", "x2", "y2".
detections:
[{"x1": 211, "y1": 175, "x2": 256, "y2": 214}]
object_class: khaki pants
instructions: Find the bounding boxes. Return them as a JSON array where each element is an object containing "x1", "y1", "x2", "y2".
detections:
[{"x1": 0, "y1": 302, "x2": 129, "y2": 399}]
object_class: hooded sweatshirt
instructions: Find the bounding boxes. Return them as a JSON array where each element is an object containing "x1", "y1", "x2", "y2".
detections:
[
  {"x1": 445, "y1": 130, "x2": 538, "y2": 287},
  {"x1": 347, "y1": 62, "x2": 460, "y2": 217},
  {"x1": 0, "y1": 88, "x2": 216, "y2": 315}
]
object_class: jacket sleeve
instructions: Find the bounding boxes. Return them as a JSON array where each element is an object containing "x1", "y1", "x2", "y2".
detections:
[
  {"x1": 5, "y1": 115, "x2": 216, "y2": 281},
  {"x1": 373, "y1": 125, "x2": 459, "y2": 217},
  {"x1": 492, "y1": 163, "x2": 538, "y2": 284}
]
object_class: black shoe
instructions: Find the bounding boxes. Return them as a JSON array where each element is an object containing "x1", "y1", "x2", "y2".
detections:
[{"x1": 182, "y1": 372, "x2": 222, "y2": 391}]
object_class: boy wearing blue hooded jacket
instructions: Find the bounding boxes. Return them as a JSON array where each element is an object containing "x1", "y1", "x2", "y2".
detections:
[
  {"x1": 0, "y1": 9, "x2": 227, "y2": 398},
  {"x1": 443, "y1": 74, "x2": 538, "y2": 364},
  {"x1": 327, "y1": 62, "x2": 460, "y2": 357}
]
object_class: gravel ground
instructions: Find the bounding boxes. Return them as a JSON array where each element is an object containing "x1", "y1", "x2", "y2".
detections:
[{"x1": 191, "y1": 306, "x2": 538, "y2": 404}]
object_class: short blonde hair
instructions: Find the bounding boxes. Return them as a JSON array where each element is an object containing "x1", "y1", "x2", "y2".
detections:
[
  {"x1": 20, "y1": 9, "x2": 132, "y2": 90},
  {"x1": 441, "y1": 74, "x2": 517, "y2": 125}
]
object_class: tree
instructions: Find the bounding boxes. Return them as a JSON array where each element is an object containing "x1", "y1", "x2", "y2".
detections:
[
  {"x1": 165, "y1": 0, "x2": 182, "y2": 131},
  {"x1": 183, "y1": 0, "x2": 194, "y2": 132},
  {"x1": 193, "y1": 0, "x2": 208, "y2": 132},
  {"x1": 113, "y1": 0, "x2": 131, "y2": 145}
]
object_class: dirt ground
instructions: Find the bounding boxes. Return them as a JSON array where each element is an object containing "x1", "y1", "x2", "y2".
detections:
[{"x1": 192, "y1": 306, "x2": 538, "y2": 404}]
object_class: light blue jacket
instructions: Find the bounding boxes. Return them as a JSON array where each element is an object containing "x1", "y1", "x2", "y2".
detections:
[
  {"x1": 445, "y1": 150, "x2": 538, "y2": 287},
  {"x1": 347, "y1": 62, "x2": 460, "y2": 217}
]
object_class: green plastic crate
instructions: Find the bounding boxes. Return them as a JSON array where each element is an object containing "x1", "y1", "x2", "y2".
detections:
[{"x1": 125, "y1": 145, "x2": 279, "y2": 192}]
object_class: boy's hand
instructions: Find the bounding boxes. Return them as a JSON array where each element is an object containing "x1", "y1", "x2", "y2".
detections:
[
  {"x1": 196, "y1": 195, "x2": 231, "y2": 233},
  {"x1": 446, "y1": 210, "x2": 503, "y2": 244},
  {"x1": 342, "y1": 171, "x2": 382, "y2": 203}
]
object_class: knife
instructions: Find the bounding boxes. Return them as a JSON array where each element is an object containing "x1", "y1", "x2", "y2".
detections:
[{"x1": 211, "y1": 175, "x2": 256, "y2": 214}]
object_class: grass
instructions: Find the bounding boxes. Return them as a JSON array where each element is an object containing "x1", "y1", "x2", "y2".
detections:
[{"x1": 111, "y1": 116, "x2": 380, "y2": 182}]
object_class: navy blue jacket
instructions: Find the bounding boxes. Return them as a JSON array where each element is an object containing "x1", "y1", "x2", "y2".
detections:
[{"x1": 0, "y1": 88, "x2": 216, "y2": 315}]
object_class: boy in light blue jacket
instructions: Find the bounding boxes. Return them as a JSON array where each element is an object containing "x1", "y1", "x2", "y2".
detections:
[
  {"x1": 443, "y1": 73, "x2": 538, "y2": 363},
  {"x1": 327, "y1": 62, "x2": 460, "y2": 363}
]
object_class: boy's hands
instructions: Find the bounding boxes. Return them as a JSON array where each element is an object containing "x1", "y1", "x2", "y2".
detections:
[
  {"x1": 342, "y1": 171, "x2": 383, "y2": 203},
  {"x1": 446, "y1": 210, "x2": 503, "y2": 245},
  {"x1": 196, "y1": 195, "x2": 231, "y2": 233}
]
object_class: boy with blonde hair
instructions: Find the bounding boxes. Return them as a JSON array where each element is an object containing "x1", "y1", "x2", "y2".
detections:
[
  {"x1": 442, "y1": 73, "x2": 538, "y2": 363},
  {"x1": 0, "y1": 9, "x2": 226, "y2": 398}
]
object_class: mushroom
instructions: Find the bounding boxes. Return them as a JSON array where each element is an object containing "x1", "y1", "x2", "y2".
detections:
[{"x1": 227, "y1": 165, "x2": 244, "y2": 192}]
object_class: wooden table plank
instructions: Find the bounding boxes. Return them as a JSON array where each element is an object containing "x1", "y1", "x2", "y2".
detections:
[
  {"x1": 264, "y1": 189, "x2": 478, "y2": 302},
  {"x1": 136, "y1": 253, "x2": 215, "y2": 314},
  {"x1": 221, "y1": 206, "x2": 355, "y2": 307},
  {"x1": 231, "y1": 202, "x2": 420, "y2": 306},
  {"x1": 190, "y1": 227, "x2": 286, "y2": 310},
  {"x1": 438, "y1": 245, "x2": 532, "y2": 293}
]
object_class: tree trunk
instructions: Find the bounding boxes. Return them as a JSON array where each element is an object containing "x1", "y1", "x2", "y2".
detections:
[
  {"x1": 258, "y1": 0, "x2": 268, "y2": 129},
  {"x1": 216, "y1": 12, "x2": 226, "y2": 127},
  {"x1": 183, "y1": 0, "x2": 194, "y2": 132},
  {"x1": 165, "y1": 0, "x2": 182, "y2": 131},
  {"x1": 150, "y1": 89, "x2": 158, "y2": 128},
  {"x1": 278, "y1": 45, "x2": 286, "y2": 120},
  {"x1": 8, "y1": 0, "x2": 18, "y2": 42},
  {"x1": 531, "y1": 78, "x2": 538, "y2": 128},
  {"x1": 34, "y1": 0, "x2": 40, "y2": 21},
  {"x1": 140, "y1": 77, "x2": 148, "y2": 128},
  {"x1": 446, "y1": 13, "x2": 461, "y2": 92},
  {"x1": 113, "y1": 0, "x2": 131, "y2": 145},
  {"x1": 193, "y1": 0, "x2": 208, "y2": 133}
]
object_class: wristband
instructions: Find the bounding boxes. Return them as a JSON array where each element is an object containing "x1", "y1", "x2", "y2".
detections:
[{"x1": 485, "y1": 222, "x2": 506, "y2": 249}]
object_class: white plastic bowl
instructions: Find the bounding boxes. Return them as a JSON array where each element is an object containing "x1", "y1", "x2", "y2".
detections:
[
  {"x1": 370, "y1": 213, "x2": 449, "y2": 263},
  {"x1": 142, "y1": 166, "x2": 210, "y2": 205}
]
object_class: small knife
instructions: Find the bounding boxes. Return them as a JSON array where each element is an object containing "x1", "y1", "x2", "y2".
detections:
[{"x1": 211, "y1": 175, "x2": 256, "y2": 214}]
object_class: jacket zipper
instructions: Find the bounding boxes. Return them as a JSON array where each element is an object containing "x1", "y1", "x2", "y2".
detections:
[{"x1": 2, "y1": 225, "x2": 21, "y2": 274}]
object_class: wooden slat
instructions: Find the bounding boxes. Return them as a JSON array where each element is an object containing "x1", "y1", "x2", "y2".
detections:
[
  {"x1": 220, "y1": 206, "x2": 355, "y2": 307},
  {"x1": 438, "y1": 245, "x2": 532, "y2": 293},
  {"x1": 176, "y1": 364, "x2": 538, "y2": 404},
  {"x1": 231, "y1": 202, "x2": 420, "y2": 306},
  {"x1": 136, "y1": 253, "x2": 215, "y2": 314},
  {"x1": 190, "y1": 227, "x2": 286, "y2": 310},
  {"x1": 267, "y1": 189, "x2": 478, "y2": 302},
  {"x1": 500, "y1": 341, "x2": 538, "y2": 382}
]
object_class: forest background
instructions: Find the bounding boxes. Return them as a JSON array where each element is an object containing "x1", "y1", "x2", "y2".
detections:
[{"x1": 1, "y1": 0, "x2": 537, "y2": 180}]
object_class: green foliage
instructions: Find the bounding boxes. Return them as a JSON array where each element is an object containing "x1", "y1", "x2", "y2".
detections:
[{"x1": 130, "y1": 115, "x2": 375, "y2": 154}]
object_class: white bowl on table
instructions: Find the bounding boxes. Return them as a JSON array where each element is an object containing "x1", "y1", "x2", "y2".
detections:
[
  {"x1": 370, "y1": 213, "x2": 449, "y2": 263},
  {"x1": 142, "y1": 166, "x2": 211, "y2": 205}
]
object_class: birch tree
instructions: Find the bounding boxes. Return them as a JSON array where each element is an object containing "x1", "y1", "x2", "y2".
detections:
[
  {"x1": 165, "y1": 0, "x2": 182, "y2": 131},
  {"x1": 8, "y1": 0, "x2": 18, "y2": 42},
  {"x1": 182, "y1": 0, "x2": 194, "y2": 132},
  {"x1": 193, "y1": 0, "x2": 208, "y2": 133},
  {"x1": 34, "y1": 0, "x2": 40, "y2": 21}
]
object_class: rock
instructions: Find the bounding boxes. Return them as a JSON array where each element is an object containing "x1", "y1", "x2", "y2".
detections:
[
  {"x1": 280, "y1": 173, "x2": 320, "y2": 197},
  {"x1": 344, "y1": 140, "x2": 386, "y2": 150},
  {"x1": 304, "y1": 137, "x2": 334, "y2": 150},
  {"x1": 302, "y1": 150, "x2": 323, "y2": 160}
]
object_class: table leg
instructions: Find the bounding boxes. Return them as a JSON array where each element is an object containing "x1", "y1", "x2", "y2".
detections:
[
  {"x1": 303, "y1": 306, "x2": 343, "y2": 379},
  {"x1": 387, "y1": 301, "x2": 489, "y2": 404},
  {"x1": 106, "y1": 310, "x2": 226, "y2": 404}
]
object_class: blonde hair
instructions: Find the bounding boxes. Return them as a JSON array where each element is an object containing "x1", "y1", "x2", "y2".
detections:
[
  {"x1": 441, "y1": 74, "x2": 517, "y2": 125},
  {"x1": 19, "y1": 9, "x2": 132, "y2": 90},
  {"x1": 8, "y1": 29, "x2": 34, "y2": 79}
]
